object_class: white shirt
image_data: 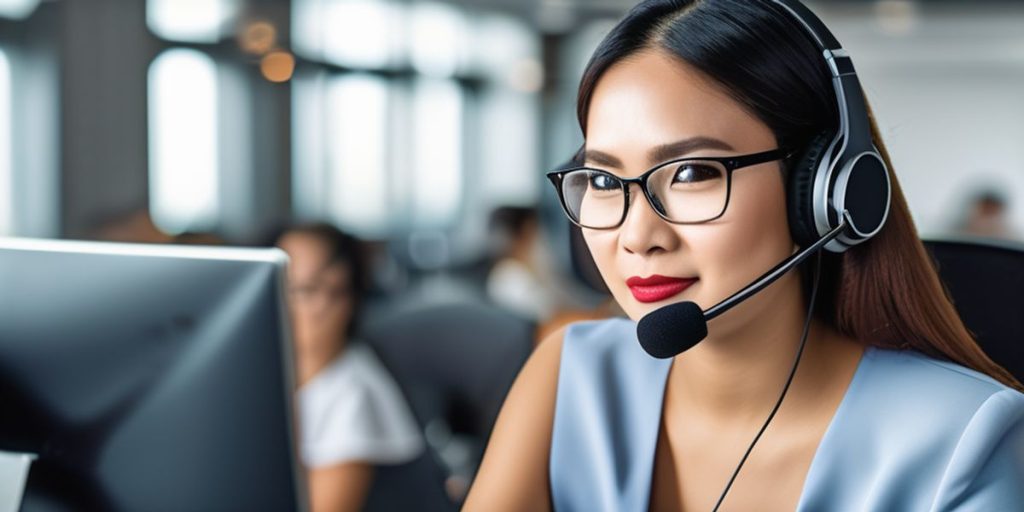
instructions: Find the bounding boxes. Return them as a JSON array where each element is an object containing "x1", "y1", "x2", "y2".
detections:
[
  {"x1": 486, "y1": 258, "x2": 553, "y2": 320},
  {"x1": 297, "y1": 343, "x2": 424, "y2": 468}
]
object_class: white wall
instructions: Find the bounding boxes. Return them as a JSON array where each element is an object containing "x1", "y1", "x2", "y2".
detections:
[{"x1": 819, "y1": 2, "x2": 1024, "y2": 238}]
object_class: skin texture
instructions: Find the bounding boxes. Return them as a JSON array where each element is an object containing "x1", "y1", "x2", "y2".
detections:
[
  {"x1": 465, "y1": 50, "x2": 864, "y2": 511},
  {"x1": 277, "y1": 231, "x2": 373, "y2": 512},
  {"x1": 307, "y1": 464, "x2": 374, "y2": 512}
]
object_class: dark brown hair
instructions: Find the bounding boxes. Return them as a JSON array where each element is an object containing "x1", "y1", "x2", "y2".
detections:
[{"x1": 577, "y1": 0, "x2": 1022, "y2": 390}]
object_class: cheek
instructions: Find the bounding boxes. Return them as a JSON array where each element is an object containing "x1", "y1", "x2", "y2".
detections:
[
  {"x1": 334, "y1": 302, "x2": 354, "y2": 326},
  {"x1": 582, "y1": 230, "x2": 623, "y2": 288},
  {"x1": 290, "y1": 306, "x2": 319, "y2": 340},
  {"x1": 579, "y1": 169, "x2": 794, "y2": 319},
  {"x1": 322, "y1": 299, "x2": 354, "y2": 329},
  {"x1": 692, "y1": 170, "x2": 793, "y2": 297},
  {"x1": 732, "y1": 169, "x2": 792, "y2": 246},
  {"x1": 290, "y1": 298, "x2": 349, "y2": 326}
]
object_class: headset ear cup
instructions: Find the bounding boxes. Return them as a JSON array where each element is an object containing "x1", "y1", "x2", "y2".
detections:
[{"x1": 787, "y1": 133, "x2": 831, "y2": 248}]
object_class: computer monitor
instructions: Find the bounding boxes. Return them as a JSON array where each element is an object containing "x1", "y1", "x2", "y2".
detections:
[{"x1": 0, "y1": 237, "x2": 306, "y2": 511}]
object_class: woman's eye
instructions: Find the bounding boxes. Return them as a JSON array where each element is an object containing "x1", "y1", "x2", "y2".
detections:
[
  {"x1": 673, "y1": 164, "x2": 722, "y2": 184},
  {"x1": 589, "y1": 173, "x2": 619, "y2": 191}
]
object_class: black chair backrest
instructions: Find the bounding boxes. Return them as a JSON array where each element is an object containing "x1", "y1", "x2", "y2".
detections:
[
  {"x1": 925, "y1": 237, "x2": 1024, "y2": 382},
  {"x1": 360, "y1": 301, "x2": 535, "y2": 510},
  {"x1": 365, "y1": 302, "x2": 535, "y2": 438}
]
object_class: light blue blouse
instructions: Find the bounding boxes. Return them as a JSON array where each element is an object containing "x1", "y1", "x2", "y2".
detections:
[{"x1": 549, "y1": 318, "x2": 1024, "y2": 511}]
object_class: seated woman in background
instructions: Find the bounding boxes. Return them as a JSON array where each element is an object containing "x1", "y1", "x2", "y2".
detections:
[
  {"x1": 276, "y1": 223, "x2": 423, "y2": 512},
  {"x1": 465, "y1": 0, "x2": 1024, "y2": 510}
]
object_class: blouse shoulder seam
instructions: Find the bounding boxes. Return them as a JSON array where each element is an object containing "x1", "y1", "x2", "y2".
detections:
[
  {"x1": 896, "y1": 349, "x2": 1010, "y2": 393},
  {"x1": 927, "y1": 389, "x2": 1024, "y2": 509}
]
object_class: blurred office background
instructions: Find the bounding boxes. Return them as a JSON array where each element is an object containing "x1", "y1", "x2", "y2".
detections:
[
  {"x1": 1, "y1": 0, "x2": 1023, "y2": 508},
  {"x1": 2, "y1": 0, "x2": 1023, "y2": 253}
]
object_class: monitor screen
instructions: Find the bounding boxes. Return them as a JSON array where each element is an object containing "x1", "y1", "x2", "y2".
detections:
[{"x1": 0, "y1": 238, "x2": 305, "y2": 511}]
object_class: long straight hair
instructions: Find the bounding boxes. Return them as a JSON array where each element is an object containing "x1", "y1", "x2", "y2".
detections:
[{"x1": 576, "y1": 0, "x2": 1023, "y2": 391}]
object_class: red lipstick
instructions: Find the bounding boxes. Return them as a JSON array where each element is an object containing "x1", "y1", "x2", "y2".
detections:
[{"x1": 626, "y1": 275, "x2": 697, "y2": 303}]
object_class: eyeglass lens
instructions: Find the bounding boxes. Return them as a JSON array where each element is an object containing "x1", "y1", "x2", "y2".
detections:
[{"x1": 560, "y1": 160, "x2": 728, "y2": 228}]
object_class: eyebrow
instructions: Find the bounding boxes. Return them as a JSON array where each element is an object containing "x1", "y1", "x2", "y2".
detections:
[{"x1": 582, "y1": 136, "x2": 737, "y2": 169}]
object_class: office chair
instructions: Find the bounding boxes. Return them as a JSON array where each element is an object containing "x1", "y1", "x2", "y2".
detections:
[
  {"x1": 360, "y1": 301, "x2": 536, "y2": 510},
  {"x1": 925, "y1": 237, "x2": 1024, "y2": 382}
]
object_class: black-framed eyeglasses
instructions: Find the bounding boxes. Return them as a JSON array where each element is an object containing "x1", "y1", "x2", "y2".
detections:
[{"x1": 546, "y1": 148, "x2": 792, "y2": 230}]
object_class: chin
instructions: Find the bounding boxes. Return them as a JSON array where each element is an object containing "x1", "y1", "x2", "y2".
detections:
[{"x1": 620, "y1": 301, "x2": 658, "y2": 323}]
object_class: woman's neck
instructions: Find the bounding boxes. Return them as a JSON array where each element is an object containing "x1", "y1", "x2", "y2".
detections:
[{"x1": 668, "y1": 281, "x2": 852, "y2": 424}]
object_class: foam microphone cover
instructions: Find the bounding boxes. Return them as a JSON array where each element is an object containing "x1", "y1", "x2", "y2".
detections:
[{"x1": 636, "y1": 301, "x2": 708, "y2": 359}]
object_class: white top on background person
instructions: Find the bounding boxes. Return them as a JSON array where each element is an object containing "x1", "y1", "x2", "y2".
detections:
[{"x1": 298, "y1": 342, "x2": 422, "y2": 468}]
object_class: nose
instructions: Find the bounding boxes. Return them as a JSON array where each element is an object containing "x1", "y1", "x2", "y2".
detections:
[{"x1": 619, "y1": 184, "x2": 680, "y2": 256}]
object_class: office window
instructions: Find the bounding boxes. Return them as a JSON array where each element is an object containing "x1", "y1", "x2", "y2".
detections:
[
  {"x1": 410, "y1": 2, "x2": 466, "y2": 78},
  {"x1": 471, "y1": 15, "x2": 543, "y2": 206},
  {"x1": 291, "y1": 3, "x2": 537, "y2": 238},
  {"x1": 411, "y1": 78, "x2": 462, "y2": 227},
  {"x1": 325, "y1": 74, "x2": 391, "y2": 235},
  {"x1": 292, "y1": 72, "x2": 395, "y2": 237},
  {"x1": 0, "y1": 48, "x2": 10, "y2": 235},
  {"x1": 0, "y1": 0, "x2": 38, "y2": 19},
  {"x1": 291, "y1": 71, "x2": 326, "y2": 222},
  {"x1": 478, "y1": 88, "x2": 540, "y2": 206},
  {"x1": 292, "y1": 75, "x2": 465, "y2": 235},
  {"x1": 292, "y1": 0, "x2": 405, "y2": 70},
  {"x1": 146, "y1": 0, "x2": 239, "y2": 43},
  {"x1": 148, "y1": 49, "x2": 219, "y2": 235}
]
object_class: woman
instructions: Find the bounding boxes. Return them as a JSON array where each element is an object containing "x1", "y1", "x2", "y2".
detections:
[
  {"x1": 464, "y1": 1, "x2": 1024, "y2": 511},
  {"x1": 276, "y1": 223, "x2": 423, "y2": 512}
]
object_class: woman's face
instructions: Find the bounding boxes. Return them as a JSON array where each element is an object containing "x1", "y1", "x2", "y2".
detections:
[
  {"x1": 277, "y1": 232, "x2": 354, "y2": 357},
  {"x1": 583, "y1": 50, "x2": 797, "y2": 331}
]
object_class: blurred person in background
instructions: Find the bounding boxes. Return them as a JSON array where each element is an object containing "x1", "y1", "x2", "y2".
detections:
[
  {"x1": 955, "y1": 188, "x2": 1021, "y2": 241},
  {"x1": 486, "y1": 205, "x2": 613, "y2": 338},
  {"x1": 276, "y1": 222, "x2": 423, "y2": 512},
  {"x1": 485, "y1": 205, "x2": 557, "y2": 320}
]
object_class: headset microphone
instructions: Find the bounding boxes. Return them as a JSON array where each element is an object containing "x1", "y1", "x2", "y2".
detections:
[
  {"x1": 636, "y1": 213, "x2": 849, "y2": 359},
  {"x1": 631, "y1": 0, "x2": 894, "y2": 509}
]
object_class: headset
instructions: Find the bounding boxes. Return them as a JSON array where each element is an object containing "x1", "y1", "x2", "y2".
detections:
[
  {"x1": 771, "y1": 0, "x2": 893, "y2": 253},
  {"x1": 625, "y1": 2, "x2": 896, "y2": 507},
  {"x1": 702, "y1": 4, "x2": 895, "y2": 509}
]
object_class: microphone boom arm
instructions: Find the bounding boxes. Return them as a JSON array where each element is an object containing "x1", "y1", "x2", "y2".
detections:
[{"x1": 703, "y1": 213, "x2": 849, "y2": 322}]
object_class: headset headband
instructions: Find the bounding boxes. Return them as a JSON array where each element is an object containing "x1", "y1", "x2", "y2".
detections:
[{"x1": 769, "y1": 0, "x2": 892, "y2": 252}]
